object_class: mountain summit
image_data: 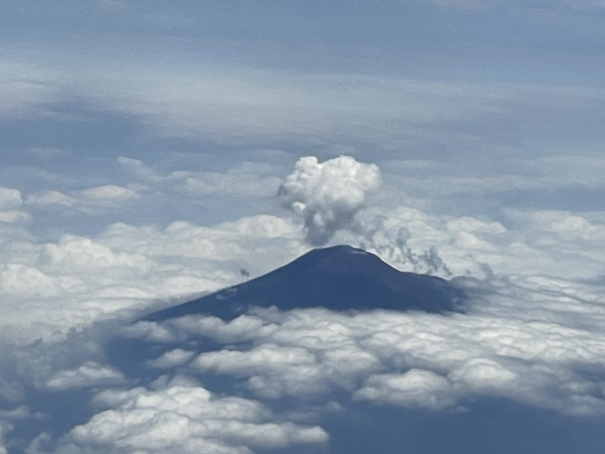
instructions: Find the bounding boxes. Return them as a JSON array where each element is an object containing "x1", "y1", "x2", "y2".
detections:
[{"x1": 146, "y1": 245, "x2": 464, "y2": 321}]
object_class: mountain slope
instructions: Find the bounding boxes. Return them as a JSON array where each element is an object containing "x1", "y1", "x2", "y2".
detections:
[{"x1": 146, "y1": 245, "x2": 465, "y2": 321}]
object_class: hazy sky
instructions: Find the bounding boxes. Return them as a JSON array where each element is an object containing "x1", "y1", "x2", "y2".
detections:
[{"x1": 1, "y1": 1, "x2": 605, "y2": 452}]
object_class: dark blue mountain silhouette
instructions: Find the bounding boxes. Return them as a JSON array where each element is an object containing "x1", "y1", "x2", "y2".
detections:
[{"x1": 146, "y1": 245, "x2": 465, "y2": 321}]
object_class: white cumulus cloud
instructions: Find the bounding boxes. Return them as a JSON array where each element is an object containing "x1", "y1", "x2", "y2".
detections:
[
  {"x1": 0, "y1": 188, "x2": 29, "y2": 224},
  {"x1": 278, "y1": 156, "x2": 381, "y2": 245},
  {"x1": 45, "y1": 362, "x2": 126, "y2": 392},
  {"x1": 58, "y1": 376, "x2": 328, "y2": 453},
  {"x1": 131, "y1": 286, "x2": 605, "y2": 417}
]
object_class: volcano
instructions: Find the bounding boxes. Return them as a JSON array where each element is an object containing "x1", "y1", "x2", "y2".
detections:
[{"x1": 146, "y1": 245, "x2": 464, "y2": 321}]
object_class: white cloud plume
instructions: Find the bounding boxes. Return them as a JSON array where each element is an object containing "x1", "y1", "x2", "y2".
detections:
[
  {"x1": 336, "y1": 205, "x2": 605, "y2": 281},
  {"x1": 279, "y1": 156, "x2": 381, "y2": 245}
]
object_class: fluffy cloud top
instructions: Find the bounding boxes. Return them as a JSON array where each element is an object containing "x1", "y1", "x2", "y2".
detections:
[
  {"x1": 45, "y1": 362, "x2": 126, "y2": 392},
  {"x1": 59, "y1": 376, "x2": 328, "y2": 453},
  {"x1": 1, "y1": 153, "x2": 605, "y2": 452},
  {"x1": 278, "y1": 156, "x2": 381, "y2": 245},
  {"x1": 142, "y1": 294, "x2": 605, "y2": 417},
  {"x1": 0, "y1": 211, "x2": 304, "y2": 342}
]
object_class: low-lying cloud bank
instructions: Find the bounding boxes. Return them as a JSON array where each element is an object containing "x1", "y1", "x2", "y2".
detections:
[
  {"x1": 130, "y1": 276, "x2": 605, "y2": 417},
  {"x1": 59, "y1": 375, "x2": 328, "y2": 454},
  {"x1": 9, "y1": 269, "x2": 604, "y2": 452},
  {"x1": 278, "y1": 156, "x2": 381, "y2": 245},
  {"x1": 1, "y1": 155, "x2": 605, "y2": 452}
]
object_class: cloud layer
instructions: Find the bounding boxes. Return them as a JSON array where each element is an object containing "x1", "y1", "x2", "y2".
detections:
[
  {"x1": 130, "y1": 281, "x2": 605, "y2": 418},
  {"x1": 0, "y1": 0, "x2": 603, "y2": 448},
  {"x1": 0, "y1": 155, "x2": 604, "y2": 452}
]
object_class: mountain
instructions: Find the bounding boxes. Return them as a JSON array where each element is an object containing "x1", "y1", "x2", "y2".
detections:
[{"x1": 145, "y1": 245, "x2": 465, "y2": 321}]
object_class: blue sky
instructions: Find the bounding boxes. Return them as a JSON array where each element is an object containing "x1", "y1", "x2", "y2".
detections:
[{"x1": 1, "y1": 1, "x2": 605, "y2": 452}]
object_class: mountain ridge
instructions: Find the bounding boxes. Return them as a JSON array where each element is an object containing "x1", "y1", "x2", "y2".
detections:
[{"x1": 145, "y1": 245, "x2": 465, "y2": 321}]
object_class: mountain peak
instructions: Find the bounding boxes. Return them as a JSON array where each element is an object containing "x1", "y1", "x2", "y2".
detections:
[{"x1": 146, "y1": 245, "x2": 464, "y2": 321}]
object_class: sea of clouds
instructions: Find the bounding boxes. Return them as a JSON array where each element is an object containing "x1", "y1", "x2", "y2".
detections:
[{"x1": 1, "y1": 155, "x2": 605, "y2": 452}]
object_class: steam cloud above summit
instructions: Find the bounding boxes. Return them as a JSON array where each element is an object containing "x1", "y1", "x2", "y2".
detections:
[{"x1": 278, "y1": 156, "x2": 381, "y2": 245}]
